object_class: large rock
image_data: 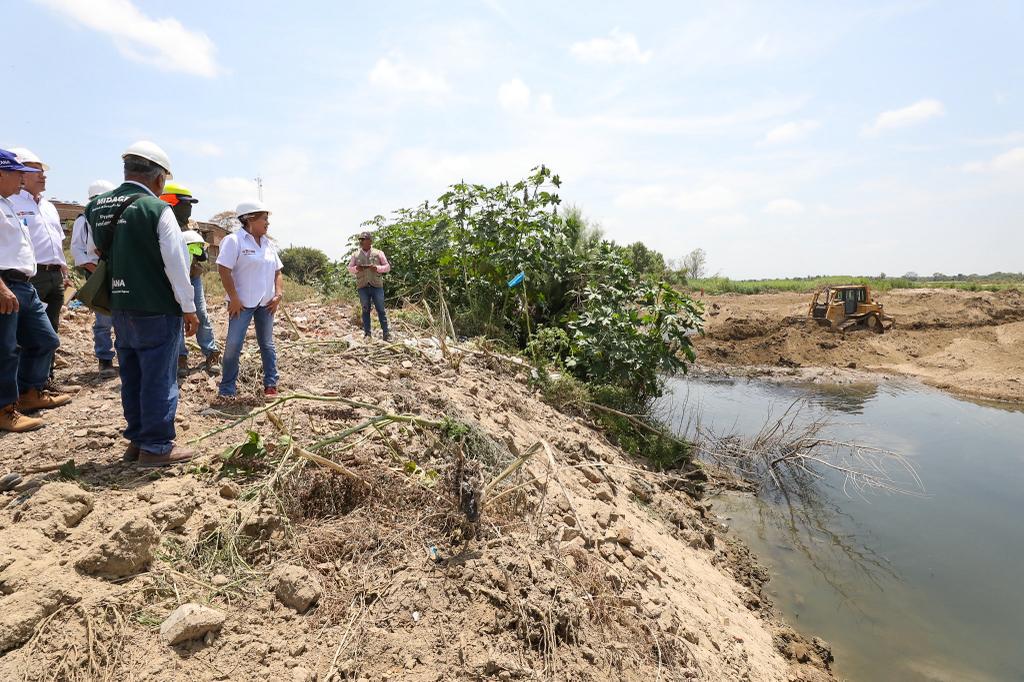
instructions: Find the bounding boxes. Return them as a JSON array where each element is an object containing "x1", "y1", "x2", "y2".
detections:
[
  {"x1": 159, "y1": 603, "x2": 226, "y2": 645},
  {"x1": 75, "y1": 516, "x2": 160, "y2": 578},
  {"x1": 0, "y1": 585, "x2": 74, "y2": 653},
  {"x1": 147, "y1": 498, "x2": 198, "y2": 531},
  {"x1": 271, "y1": 564, "x2": 322, "y2": 613},
  {"x1": 22, "y1": 482, "x2": 94, "y2": 533}
]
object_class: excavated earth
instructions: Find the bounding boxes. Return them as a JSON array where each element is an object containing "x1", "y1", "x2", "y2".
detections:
[
  {"x1": 0, "y1": 300, "x2": 834, "y2": 681},
  {"x1": 696, "y1": 288, "x2": 1024, "y2": 404}
]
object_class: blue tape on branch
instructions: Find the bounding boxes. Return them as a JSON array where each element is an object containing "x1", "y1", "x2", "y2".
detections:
[{"x1": 507, "y1": 271, "x2": 525, "y2": 288}]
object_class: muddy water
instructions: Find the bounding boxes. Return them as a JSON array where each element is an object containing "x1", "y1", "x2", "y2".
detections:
[{"x1": 662, "y1": 377, "x2": 1024, "y2": 682}]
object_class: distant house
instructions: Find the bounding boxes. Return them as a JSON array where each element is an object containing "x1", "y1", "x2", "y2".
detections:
[
  {"x1": 51, "y1": 201, "x2": 85, "y2": 237},
  {"x1": 195, "y1": 220, "x2": 231, "y2": 260}
]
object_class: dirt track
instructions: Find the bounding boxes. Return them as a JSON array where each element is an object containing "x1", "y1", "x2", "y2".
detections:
[{"x1": 696, "y1": 288, "x2": 1024, "y2": 403}]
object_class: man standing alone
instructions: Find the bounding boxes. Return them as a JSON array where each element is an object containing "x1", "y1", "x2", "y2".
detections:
[
  {"x1": 9, "y1": 148, "x2": 70, "y2": 382},
  {"x1": 71, "y1": 179, "x2": 116, "y2": 378},
  {"x1": 85, "y1": 141, "x2": 198, "y2": 466},
  {"x1": 0, "y1": 149, "x2": 67, "y2": 432},
  {"x1": 347, "y1": 231, "x2": 391, "y2": 341}
]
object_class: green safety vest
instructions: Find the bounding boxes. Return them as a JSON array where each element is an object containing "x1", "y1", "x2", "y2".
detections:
[{"x1": 86, "y1": 183, "x2": 182, "y2": 315}]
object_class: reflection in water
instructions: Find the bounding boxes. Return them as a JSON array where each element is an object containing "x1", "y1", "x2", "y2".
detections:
[{"x1": 664, "y1": 377, "x2": 1024, "y2": 682}]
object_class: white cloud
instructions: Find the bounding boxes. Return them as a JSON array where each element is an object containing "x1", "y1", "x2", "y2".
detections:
[
  {"x1": 36, "y1": 0, "x2": 219, "y2": 77},
  {"x1": 863, "y1": 98, "x2": 945, "y2": 136},
  {"x1": 195, "y1": 142, "x2": 223, "y2": 158},
  {"x1": 497, "y1": 78, "x2": 531, "y2": 112},
  {"x1": 368, "y1": 55, "x2": 450, "y2": 94},
  {"x1": 963, "y1": 147, "x2": 1024, "y2": 173},
  {"x1": 763, "y1": 198, "x2": 805, "y2": 215},
  {"x1": 570, "y1": 28, "x2": 652, "y2": 64},
  {"x1": 615, "y1": 183, "x2": 740, "y2": 213},
  {"x1": 761, "y1": 120, "x2": 821, "y2": 145}
]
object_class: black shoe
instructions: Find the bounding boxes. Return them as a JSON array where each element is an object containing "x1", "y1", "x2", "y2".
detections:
[
  {"x1": 382, "y1": 332, "x2": 392, "y2": 342},
  {"x1": 122, "y1": 443, "x2": 140, "y2": 462},
  {"x1": 98, "y1": 359, "x2": 117, "y2": 379},
  {"x1": 363, "y1": 333, "x2": 371, "y2": 340}
]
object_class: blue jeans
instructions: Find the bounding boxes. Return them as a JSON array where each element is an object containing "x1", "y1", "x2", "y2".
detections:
[
  {"x1": 93, "y1": 312, "x2": 115, "y2": 361},
  {"x1": 178, "y1": 275, "x2": 217, "y2": 358},
  {"x1": 219, "y1": 306, "x2": 278, "y2": 396},
  {"x1": 358, "y1": 286, "x2": 389, "y2": 337},
  {"x1": 0, "y1": 280, "x2": 60, "y2": 408},
  {"x1": 112, "y1": 312, "x2": 180, "y2": 455}
]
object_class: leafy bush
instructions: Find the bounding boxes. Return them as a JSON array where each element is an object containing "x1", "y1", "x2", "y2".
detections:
[{"x1": 279, "y1": 246, "x2": 330, "y2": 285}]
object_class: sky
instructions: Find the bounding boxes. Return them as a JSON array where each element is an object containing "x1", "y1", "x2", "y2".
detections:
[{"x1": 2, "y1": 0, "x2": 1022, "y2": 279}]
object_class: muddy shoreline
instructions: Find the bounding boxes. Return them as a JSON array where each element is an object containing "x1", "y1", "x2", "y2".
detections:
[{"x1": 694, "y1": 288, "x2": 1024, "y2": 405}]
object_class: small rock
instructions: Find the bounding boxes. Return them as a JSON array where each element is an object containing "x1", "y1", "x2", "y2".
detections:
[
  {"x1": 211, "y1": 574, "x2": 230, "y2": 587},
  {"x1": 159, "y1": 603, "x2": 225, "y2": 645},
  {"x1": 615, "y1": 527, "x2": 634, "y2": 546},
  {"x1": 219, "y1": 482, "x2": 240, "y2": 499},
  {"x1": 75, "y1": 516, "x2": 160, "y2": 578},
  {"x1": 596, "y1": 489, "x2": 613, "y2": 502},
  {"x1": 271, "y1": 564, "x2": 322, "y2": 613},
  {"x1": 401, "y1": 360, "x2": 413, "y2": 370},
  {"x1": 791, "y1": 643, "x2": 813, "y2": 663},
  {"x1": 148, "y1": 498, "x2": 197, "y2": 531},
  {"x1": 291, "y1": 667, "x2": 313, "y2": 682}
]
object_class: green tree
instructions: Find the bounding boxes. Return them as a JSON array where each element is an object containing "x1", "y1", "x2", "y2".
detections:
[{"x1": 279, "y1": 246, "x2": 330, "y2": 285}]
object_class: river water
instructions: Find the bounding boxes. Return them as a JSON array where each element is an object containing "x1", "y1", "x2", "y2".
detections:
[{"x1": 661, "y1": 376, "x2": 1024, "y2": 682}]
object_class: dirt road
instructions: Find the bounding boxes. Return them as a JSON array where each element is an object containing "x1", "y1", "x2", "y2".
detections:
[{"x1": 696, "y1": 288, "x2": 1024, "y2": 403}]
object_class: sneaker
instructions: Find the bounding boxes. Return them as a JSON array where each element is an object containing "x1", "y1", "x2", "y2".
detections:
[
  {"x1": 0, "y1": 405, "x2": 44, "y2": 432},
  {"x1": 177, "y1": 355, "x2": 189, "y2": 379},
  {"x1": 137, "y1": 445, "x2": 196, "y2": 468},
  {"x1": 122, "y1": 442, "x2": 141, "y2": 463},
  {"x1": 264, "y1": 386, "x2": 279, "y2": 398},
  {"x1": 17, "y1": 388, "x2": 71, "y2": 411},
  {"x1": 98, "y1": 359, "x2": 118, "y2": 379},
  {"x1": 204, "y1": 352, "x2": 222, "y2": 376},
  {"x1": 382, "y1": 332, "x2": 392, "y2": 342}
]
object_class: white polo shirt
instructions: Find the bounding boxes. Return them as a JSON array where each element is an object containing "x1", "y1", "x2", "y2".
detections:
[
  {"x1": 216, "y1": 229, "x2": 282, "y2": 308},
  {"x1": 70, "y1": 214, "x2": 97, "y2": 266},
  {"x1": 9, "y1": 190, "x2": 66, "y2": 267},
  {"x1": 0, "y1": 194, "x2": 37, "y2": 277}
]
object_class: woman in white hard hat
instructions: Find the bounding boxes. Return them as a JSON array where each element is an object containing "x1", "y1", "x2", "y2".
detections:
[{"x1": 216, "y1": 200, "x2": 283, "y2": 399}]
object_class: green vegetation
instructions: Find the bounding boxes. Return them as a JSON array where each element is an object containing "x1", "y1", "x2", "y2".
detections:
[
  {"x1": 690, "y1": 273, "x2": 1024, "y2": 295},
  {"x1": 363, "y1": 165, "x2": 703, "y2": 468},
  {"x1": 279, "y1": 246, "x2": 330, "y2": 285}
]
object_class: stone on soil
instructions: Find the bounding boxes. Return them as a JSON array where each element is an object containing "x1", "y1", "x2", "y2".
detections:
[
  {"x1": 159, "y1": 603, "x2": 226, "y2": 645},
  {"x1": 23, "y1": 482, "x2": 94, "y2": 530},
  {"x1": 74, "y1": 516, "x2": 160, "y2": 578},
  {"x1": 271, "y1": 564, "x2": 322, "y2": 613}
]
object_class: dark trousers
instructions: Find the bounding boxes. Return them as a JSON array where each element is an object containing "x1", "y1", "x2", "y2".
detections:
[
  {"x1": 0, "y1": 280, "x2": 60, "y2": 409},
  {"x1": 358, "y1": 285, "x2": 389, "y2": 337},
  {"x1": 31, "y1": 268, "x2": 63, "y2": 377},
  {"x1": 112, "y1": 312, "x2": 180, "y2": 455}
]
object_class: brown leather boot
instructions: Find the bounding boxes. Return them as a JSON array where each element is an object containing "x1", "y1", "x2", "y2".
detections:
[
  {"x1": 17, "y1": 388, "x2": 72, "y2": 411},
  {"x1": 0, "y1": 405, "x2": 44, "y2": 432},
  {"x1": 122, "y1": 443, "x2": 141, "y2": 462},
  {"x1": 137, "y1": 445, "x2": 196, "y2": 468}
]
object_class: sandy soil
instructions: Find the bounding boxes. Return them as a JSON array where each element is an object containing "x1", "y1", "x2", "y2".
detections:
[
  {"x1": 695, "y1": 288, "x2": 1024, "y2": 404},
  {"x1": 0, "y1": 301, "x2": 833, "y2": 681}
]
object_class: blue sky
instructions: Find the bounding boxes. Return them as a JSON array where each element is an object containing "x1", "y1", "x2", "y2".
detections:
[{"x1": 3, "y1": 0, "x2": 1022, "y2": 278}]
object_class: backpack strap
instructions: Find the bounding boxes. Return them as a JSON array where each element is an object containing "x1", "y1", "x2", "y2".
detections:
[{"x1": 96, "y1": 193, "x2": 144, "y2": 258}]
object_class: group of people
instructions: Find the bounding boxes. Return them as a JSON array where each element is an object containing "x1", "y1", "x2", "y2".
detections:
[{"x1": 0, "y1": 140, "x2": 398, "y2": 469}]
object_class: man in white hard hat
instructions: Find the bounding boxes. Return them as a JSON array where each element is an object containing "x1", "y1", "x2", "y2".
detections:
[
  {"x1": 0, "y1": 149, "x2": 69, "y2": 433},
  {"x1": 8, "y1": 148, "x2": 71, "y2": 383},
  {"x1": 159, "y1": 182, "x2": 220, "y2": 377},
  {"x1": 83, "y1": 141, "x2": 199, "y2": 466},
  {"x1": 71, "y1": 179, "x2": 117, "y2": 378}
]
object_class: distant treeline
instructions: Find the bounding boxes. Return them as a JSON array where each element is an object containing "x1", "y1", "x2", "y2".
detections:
[{"x1": 689, "y1": 273, "x2": 1024, "y2": 295}]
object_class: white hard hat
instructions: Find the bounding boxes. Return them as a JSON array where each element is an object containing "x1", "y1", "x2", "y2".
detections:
[
  {"x1": 9, "y1": 147, "x2": 49, "y2": 171},
  {"x1": 88, "y1": 179, "x2": 115, "y2": 199},
  {"x1": 236, "y1": 200, "x2": 270, "y2": 218},
  {"x1": 122, "y1": 140, "x2": 173, "y2": 178},
  {"x1": 181, "y1": 229, "x2": 206, "y2": 245}
]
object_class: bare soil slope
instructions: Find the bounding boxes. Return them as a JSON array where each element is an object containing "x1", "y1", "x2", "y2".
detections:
[
  {"x1": 0, "y1": 302, "x2": 832, "y2": 681},
  {"x1": 698, "y1": 288, "x2": 1024, "y2": 403}
]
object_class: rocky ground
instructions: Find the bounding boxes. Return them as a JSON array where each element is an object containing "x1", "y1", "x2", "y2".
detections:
[
  {"x1": 695, "y1": 288, "x2": 1024, "y2": 404},
  {"x1": 0, "y1": 299, "x2": 835, "y2": 681}
]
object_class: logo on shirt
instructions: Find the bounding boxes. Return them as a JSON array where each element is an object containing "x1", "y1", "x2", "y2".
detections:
[
  {"x1": 112, "y1": 278, "x2": 126, "y2": 288},
  {"x1": 241, "y1": 249, "x2": 257, "y2": 256}
]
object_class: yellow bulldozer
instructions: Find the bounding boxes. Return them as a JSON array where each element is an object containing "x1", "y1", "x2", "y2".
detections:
[{"x1": 808, "y1": 284, "x2": 894, "y2": 333}]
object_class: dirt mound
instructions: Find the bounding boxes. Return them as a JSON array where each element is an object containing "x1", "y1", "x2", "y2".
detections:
[
  {"x1": 0, "y1": 301, "x2": 833, "y2": 681},
  {"x1": 698, "y1": 289, "x2": 1024, "y2": 403}
]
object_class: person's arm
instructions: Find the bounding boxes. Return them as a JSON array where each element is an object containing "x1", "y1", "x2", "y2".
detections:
[
  {"x1": 216, "y1": 235, "x2": 243, "y2": 318},
  {"x1": 81, "y1": 217, "x2": 99, "y2": 273},
  {"x1": 155, "y1": 207, "x2": 198, "y2": 320},
  {"x1": 70, "y1": 216, "x2": 91, "y2": 268},
  {"x1": 268, "y1": 269, "x2": 284, "y2": 313},
  {"x1": 374, "y1": 250, "x2": 391, "y2": 274},
  {"x1": 347, "y1": 252, "x2": 359, "y2": 275},
  {"x1": 0, "y1": 280, "x2": 18, "y2": 315}
]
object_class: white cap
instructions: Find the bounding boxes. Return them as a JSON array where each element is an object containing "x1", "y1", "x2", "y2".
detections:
[
  {"x1": 9, "y1": 147, "x2": 49, "y2": 171},
  {"x1": 88, "y1": 179, "x2": 115, "y2": 199},
  {"x1": 181, "y1": 229, "x2": 206, "y2": 245},
  {"x1": 122, "y1": 140, "x2": 173, "y2": 178},
  {"x1": 236, "y1": 199, "x2": 270, "y2": 218}
]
